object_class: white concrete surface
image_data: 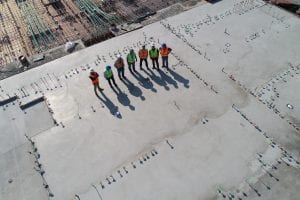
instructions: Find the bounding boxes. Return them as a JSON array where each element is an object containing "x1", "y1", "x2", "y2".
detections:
[{"x1": 0, "y1": 0, "x2": 300, "y2": 199}]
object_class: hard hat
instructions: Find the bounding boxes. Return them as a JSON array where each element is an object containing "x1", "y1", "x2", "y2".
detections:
[
  {"x1": 117, "y1": 54, "x2": 121, "y2": 58},
  {"x1": 106, "y1": 65, "x2": 111, "y2": 70},
  {"x1": 151, "y1": 42, "x2": 155, "y2": 47},
  {"x1": 90, "y1": 68, "x2": 94, "y2": 72}
]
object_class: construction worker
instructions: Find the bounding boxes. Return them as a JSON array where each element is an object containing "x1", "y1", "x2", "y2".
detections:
[
  {"x1": 104, "y1": 65, "x2": 118, "y2": 88},
  {"x1": 89, "y1": 68, "x2": 104, "y2": 95},
  {"x1": 160, "y1": 43, "x2": 172, "y2": 69},
  {"x1": 114, "y1": 54, "x2": 126, "y2": 80},
  {"x1": 127, "y1": 49, "x2": 137, "y2": 74},
  {"x1": 149, "y1": 43, "x2": 160, "y2": 70},
  {"x1": 138, "y1": 45, "x2": 149, "y2": 70}
]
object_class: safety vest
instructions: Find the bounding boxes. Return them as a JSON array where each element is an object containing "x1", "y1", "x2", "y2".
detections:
[
  {"x1": 139, "y1": 49, "x2": 148, "y2": 59},
  {"x1": 127, "y1": 53, "x2": 136, "y2": 64},
  {"x1": 104, "y1": 69, "x2": 113, "y2": 79},
  {"x1": 149, "y1": 48, "x2": 159, "y2": 59},
  {"x1": 160, "y1": 47, "x2": 170, "y2": 57},
  {"x1": 90, "y1": 72, "x2": 99, "y2": 84}
]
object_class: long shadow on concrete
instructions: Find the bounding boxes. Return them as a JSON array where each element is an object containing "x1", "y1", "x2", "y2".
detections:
[
  {"x1": 143, "y1": 68, "x2": 180, "y2": 90},
  {"x1": 111, "y1": 84, "x2": 135, "y2": 111},
  {"x1": 158, "y1": 70, "x2": 178, "y2": 89},
  {"x1": 131, "y1": 71, "x2": 157, "y2": 93},
  {"x1": 141, "y1": 69, "x2": 169, "y2": 91},
  {"x1": 121, "y1": 78, "x2": 145, "y2": 101},
  {"x1": 96, "y1": 91, "x2": 120, "y2": 118},
  {"x1": 168, "y1": 68, "x2": 190, "y2": 88}
]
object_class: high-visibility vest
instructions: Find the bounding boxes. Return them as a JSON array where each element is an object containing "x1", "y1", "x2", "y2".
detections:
[
  {"x1": 149, "y1": 48, "x2": 159, "y2": 59},
  {"x1": 139, "y1": 49, "x2": 148, "y2": 59},
  {"x1": 104, "y1": 69, "x2": 113, "y2": 79},
  {"x1": 127, "y1": 53, "x2": 136, "y2": 64},
  {"x1": 90, "y1": 72, "x2": 99, "y2": 84},
  {"x1": 160, "y1": 47, "x2": 170, "y2": 57}
]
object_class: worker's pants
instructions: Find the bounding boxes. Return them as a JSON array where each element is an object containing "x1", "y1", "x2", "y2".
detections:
[
  {"x1": 128, "y1": 62, "x2": 136, "y2": 73},
  {"x1": 140, "y1": 59, "x2": 149, "y2": 69},
  {"x1": 93, "y1": 83, "x2": 103, "y2": 94},
  {"x1": 107, "y1": 75, "x2": 117, "y2": 87},
  {"x1": 151, "y1": 58, "x2": 159, "y2": 70},
  {"x1": 162, "y1": 56, "x2": 169, "y2": 68},
  {"x1": 117, "y1": 67, "x2": 125, "y2": 80}
]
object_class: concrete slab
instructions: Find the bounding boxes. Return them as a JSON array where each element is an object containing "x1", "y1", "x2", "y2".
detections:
[
  {"x1": 0, "y1": 143, "x2": 48, "y2": 200},
  {"x1": 0, "y1": 0, "x2": 299, "y2": 200}
]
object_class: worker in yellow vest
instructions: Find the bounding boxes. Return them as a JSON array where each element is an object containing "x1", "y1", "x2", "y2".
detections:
[
  {"x1": 149, "y1": 43, "x2": 160, "y2": 70},
  {"x1": 127, "y1": 49, "x2": 137, "y2": 74},
  {"x1": 104, "y1": 65, "x2": 118, "y2": 88},
  {"x1": 138, "y1": 45, "x2": 149, "y2": 70},
  {"x1": 159, "y1": 43, "x2": 172, "y2": 69}
]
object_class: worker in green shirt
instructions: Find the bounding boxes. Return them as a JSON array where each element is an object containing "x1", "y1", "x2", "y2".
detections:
[
  {"x1": 127, "y1": 49, "x2": 137, "y2": 74},
  {"x1": 104, "y1": 65, "x2": 118, "y2": 88},
  {"x1": 149, "y1": 43, "x2": 160, "y2": 70}
]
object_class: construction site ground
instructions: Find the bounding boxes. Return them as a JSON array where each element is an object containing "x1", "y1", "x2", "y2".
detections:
[
  {"x1": 0, "y1": 0, "x2": 203, "y2": 72},
  {"x1": 0, "y1": 0, "x2": 300, "y2": 200}
]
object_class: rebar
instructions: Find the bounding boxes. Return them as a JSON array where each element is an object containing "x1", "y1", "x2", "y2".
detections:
[
  {"x1": 73, "y1": 0, "x2": 119, "y2": 35},
  {"x1": 16, "y1": 0, "x2": 56, "y2": 51}
]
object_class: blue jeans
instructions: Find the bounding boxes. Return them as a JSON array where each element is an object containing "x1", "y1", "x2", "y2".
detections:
[
  {"x1": 117, "y1": 67, "x2": 125, "y2": 79},
  {"x1": 162, "y1": 57, "x2": 168, "y2": 68}
]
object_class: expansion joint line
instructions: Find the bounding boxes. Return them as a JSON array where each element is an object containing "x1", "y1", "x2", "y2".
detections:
[
  {"x1": 224, "y1": 70, "x2": 300, "y2": 132},
  {"x1": 24, "y1": 134, "x2": 54, "y2": 198},
  {"x1": 92, "y1": 184, "x2": 103, "y2": 200},
  {"x1": 231, "y1": 104, "x2": 300, "y2": 167}
]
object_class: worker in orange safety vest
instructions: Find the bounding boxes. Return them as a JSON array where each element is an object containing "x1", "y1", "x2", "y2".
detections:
[
  {"x1": 138, "y1": 45, "x2": 149, "y2": 70},
  {"x1": 159, "y1": 43, "x2": 172, "y2": 69},
  {"x1": 89, "y1": 68, "x2": 104, "y2": 95}
]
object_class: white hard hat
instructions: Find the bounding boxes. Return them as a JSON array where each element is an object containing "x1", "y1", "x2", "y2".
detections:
[
  {"x1": 117, "y1": 54, "x2": 121, "y2": 58},
  {"x1": 151, "y1": 42, "x2": 155, "y2": 46}
]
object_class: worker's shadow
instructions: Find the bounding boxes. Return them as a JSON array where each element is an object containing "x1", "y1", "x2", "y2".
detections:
[
  {"x1": 121, "y1": 78, "x2": 146, "y2": 101},
  {"x1": 132, "y1": 71, "x2": 157, "y2": 93},
  {"x1": 167, "y1": 68, "x2": 190, "y2": 88},
  {"x1": 139, "y1": 69, "x2": 168, "y2": 91},
  {"x1": 96, "y1": 92, "x2": 121, "y2": 118},
  {"x1": 158, "y1": 70, "x2": 179, "y2": 89},
  {"x1": 111, "y1": 85, "x2": 135, "y2": 111}
]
